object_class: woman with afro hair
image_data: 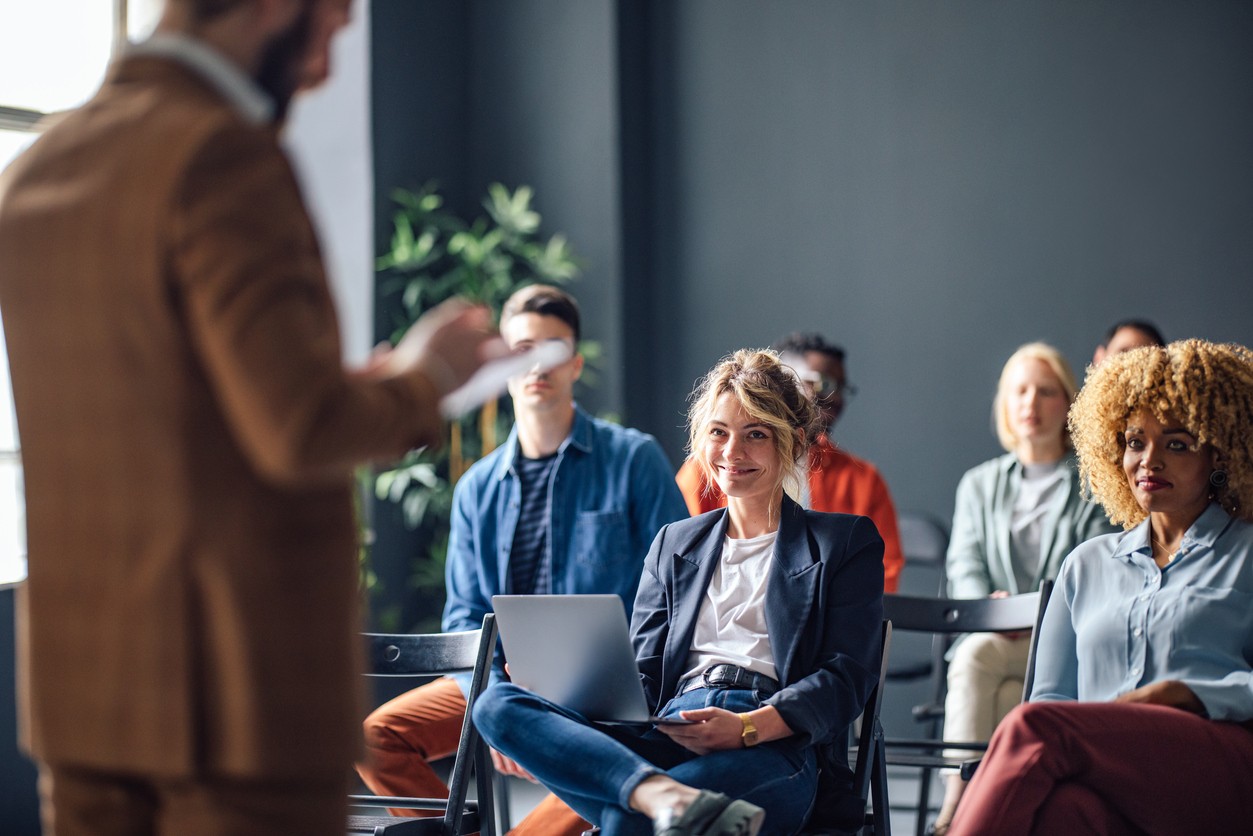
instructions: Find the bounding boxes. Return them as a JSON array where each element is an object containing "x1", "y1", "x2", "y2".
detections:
[{"x1": 950, "y1": 339, "x2": 1253, "y2": 835}]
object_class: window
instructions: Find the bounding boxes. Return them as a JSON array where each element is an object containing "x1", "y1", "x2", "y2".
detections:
[{"x1": 0, "y1": 0, "x2": 160, "y2": 585}]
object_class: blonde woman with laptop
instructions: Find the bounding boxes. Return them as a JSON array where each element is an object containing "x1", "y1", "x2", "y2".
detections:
[{"x1": 474, "y1": 349, "x2": 885, "y2": 836}]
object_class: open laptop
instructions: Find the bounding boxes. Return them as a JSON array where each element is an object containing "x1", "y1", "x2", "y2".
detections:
[{"x1": 491, "y1": 594, "x2": 690, "y2": 725}]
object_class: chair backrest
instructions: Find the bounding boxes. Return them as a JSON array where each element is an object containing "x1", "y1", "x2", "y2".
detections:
[
  {"x1": 883, "y1": 588, "x2": 1043, "y2": 636},
  {"x1": 355, "y1": 614, "x2": 499, "y2": 836},
  {"x1": 364, "y1": 626, "x2": 489, "y2": 677},
  {"x1": 896, "y1": 511, "x2": 949, "y2": 569},
  {"x1": 1019, "y1": 580, "x2": 1053, "y2": 700},
  {"x1": 883, "y1": 581, "x2": 1054, "y2": 703},
  {"x1": 851, "y1": 620, "x2": 893, "y2": 804}
]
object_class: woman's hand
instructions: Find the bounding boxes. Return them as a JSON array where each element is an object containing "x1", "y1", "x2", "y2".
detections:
[
  {"x1": 657, "y1": 707, "x2": 746, "y2": 755},
  {"x1": 658, "y1": 705, "x2": 793, "y2": 755},
  {"x1": 1114, "y1": 680, "x2": 1205, "y2": 713}
]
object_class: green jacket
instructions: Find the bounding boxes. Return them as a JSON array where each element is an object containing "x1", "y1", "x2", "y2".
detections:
[{"x1": 946, "y1": 452, "x2": 1116, "y2": 598}]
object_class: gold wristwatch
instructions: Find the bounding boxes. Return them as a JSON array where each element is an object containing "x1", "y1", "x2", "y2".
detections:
[{"x1": 738, "y1": 712, "x2": 759, "y2": 747}]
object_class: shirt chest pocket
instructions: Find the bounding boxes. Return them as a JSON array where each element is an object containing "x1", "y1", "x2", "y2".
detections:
[
  {"x1": 574, "y1": 509, "x2": 629, "y2": 565},
  {"x1": 1165, "y1": 586, "x2": 1253, "y2": 656}
]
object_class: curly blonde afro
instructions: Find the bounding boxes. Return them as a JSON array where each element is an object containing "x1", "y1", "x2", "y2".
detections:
[{"x1": 1068, "y1": 339, "x2": 1253, "y2": 528}]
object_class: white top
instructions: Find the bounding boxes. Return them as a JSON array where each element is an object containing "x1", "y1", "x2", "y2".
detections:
[
  {"x1": 1009, "y1": 459, "x2": 1067, "y2": 592},
  {"x1": 129, "y1": 33, "x2": 275, "y2": 125},
  {"x1": 681, "y1": 530, "x2": 779, "y2": 683}
]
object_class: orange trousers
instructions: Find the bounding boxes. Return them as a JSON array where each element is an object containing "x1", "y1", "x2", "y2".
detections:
[{"x1": 358, "y1": 676, "x2": 590, "y2": 835}]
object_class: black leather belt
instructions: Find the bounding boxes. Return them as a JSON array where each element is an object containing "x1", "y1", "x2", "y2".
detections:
[{"x1": 677, "y1": 664, "x2": 780, "y2": 697}]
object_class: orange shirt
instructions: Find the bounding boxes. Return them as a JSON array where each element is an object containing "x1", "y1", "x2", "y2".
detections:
[{"x1": 676, "y1": 435, "x2": 904, "y2": 592}]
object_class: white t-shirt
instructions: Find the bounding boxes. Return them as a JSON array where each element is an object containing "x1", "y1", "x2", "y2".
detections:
[
  {"x1": 681, "y1": 529, "x2": 779, "y2": 684},
  {"x1": 1009, "y1": 459, "x2": 1067, "y2": 592}
]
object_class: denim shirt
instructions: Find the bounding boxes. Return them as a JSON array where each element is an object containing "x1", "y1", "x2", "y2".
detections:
[
  {"x1": 443, "y1": 404, "x2": 688, "y2": 684},
  {"x1": 1032, "y1": 502, "x2": 1253, "y2": 722}
]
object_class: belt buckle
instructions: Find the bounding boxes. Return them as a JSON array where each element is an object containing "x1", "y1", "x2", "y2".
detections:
[{"x1": 703, "y1": 664, "x2": 741, "y2": 689}]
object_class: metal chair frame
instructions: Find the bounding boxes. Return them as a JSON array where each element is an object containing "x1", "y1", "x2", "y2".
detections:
[
  {"x1": 880, "y1": 583, "x2": 1053, "y2": 836},
  {"x1": 348, "y1": 613, "x2": 501, "y2": 836}
]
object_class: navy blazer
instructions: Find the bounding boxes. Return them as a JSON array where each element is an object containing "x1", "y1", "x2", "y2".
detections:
[{"x1": 630, "y1": 495, "x2": 885, "y2": 749}]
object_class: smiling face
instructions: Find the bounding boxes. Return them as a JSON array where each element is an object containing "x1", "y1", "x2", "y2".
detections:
[
  {"x1": 1003, "y1": 357, "x2": 1070, "y2": 453},
  {"x1": 501, "y1": 312, "x2": 583, "y2": 416},
  {"x1": 701, "y1": 392, "x2": 784, "y2": 506},
  {"x1": 1122, "y1": 409, "x2": 1216, "y2": 521}
]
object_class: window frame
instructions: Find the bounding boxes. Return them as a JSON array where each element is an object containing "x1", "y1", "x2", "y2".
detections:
[{"x1": 0, "y1": 0, "x2": 136, "y2": 585}]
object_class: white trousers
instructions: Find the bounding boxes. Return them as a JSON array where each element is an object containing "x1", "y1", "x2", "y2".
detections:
[{"x1": 942, "y1": 632, "x2": 1031, "y2": 762}]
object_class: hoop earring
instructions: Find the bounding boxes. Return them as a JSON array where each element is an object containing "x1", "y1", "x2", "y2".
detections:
[{"x1": 1210, "y1": 469, "x2": 1229, "y2": 488}]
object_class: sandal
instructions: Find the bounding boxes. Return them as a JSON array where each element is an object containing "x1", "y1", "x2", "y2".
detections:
[{"x1": 654, "y1": 790, "x2": 765, "y2": 836}]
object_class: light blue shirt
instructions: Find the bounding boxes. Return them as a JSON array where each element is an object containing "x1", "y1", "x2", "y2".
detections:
[{"x1": 1032, "y1": 502, "x2": 1253, "y2": 722}]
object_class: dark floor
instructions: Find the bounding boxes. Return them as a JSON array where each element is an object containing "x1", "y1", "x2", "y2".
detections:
[{"x1": 492, "y1": 765, "x2": 941, "y2": 835}]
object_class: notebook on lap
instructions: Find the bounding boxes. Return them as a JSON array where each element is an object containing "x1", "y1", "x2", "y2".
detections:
[{"x1": 491, "y1": 594, "x2": 690, "y2": 725}]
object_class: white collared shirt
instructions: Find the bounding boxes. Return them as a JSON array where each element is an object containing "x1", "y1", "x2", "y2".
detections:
[{"x1": 128, "y1": 33, "x2": 274, "y2": 125}]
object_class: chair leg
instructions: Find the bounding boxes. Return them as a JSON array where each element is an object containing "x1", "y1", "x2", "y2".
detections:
[
  {"x1": 872, "y1": 733, "x2": 891, "y2": 836},
  {"x1": 914, "y1": 768, "x2": 932, "y2": 836},
  {"x1": 495, "y1": 771, "x2": 512, "y2": 834},
  {"x1": 478, "y1": 759, "x2": 497, "y2": 836}
]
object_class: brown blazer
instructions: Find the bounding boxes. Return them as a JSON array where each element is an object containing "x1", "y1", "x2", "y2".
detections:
[{"x1": 0, "y1": 55, "x2": 442, "y2": 780}]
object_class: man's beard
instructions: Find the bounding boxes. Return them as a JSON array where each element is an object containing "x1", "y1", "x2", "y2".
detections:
[{"x1": 254, "y1": 5, "x2": 314, "y2": 122}]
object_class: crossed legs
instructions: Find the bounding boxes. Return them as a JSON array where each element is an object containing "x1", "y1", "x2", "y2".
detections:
[
  {"x1": 473, "y1": 683, "x2": 818, "y2": 836},
  {"x1": 948, "y1": 701, "x2": 1253, "y2": 835}
]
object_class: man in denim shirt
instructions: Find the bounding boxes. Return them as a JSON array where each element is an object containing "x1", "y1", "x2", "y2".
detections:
[{"x1": 358, "y1": 285, "x2": 688, "y2": 835}]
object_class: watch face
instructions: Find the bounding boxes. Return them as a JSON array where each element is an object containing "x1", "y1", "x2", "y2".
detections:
[{"x1": 740, "y1": 713, "x2": 759, "y2": 746}]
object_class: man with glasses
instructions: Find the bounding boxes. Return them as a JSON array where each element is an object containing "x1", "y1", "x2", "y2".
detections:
[
  {"x1": 676, "y1": 332, "x2": 904, "y2": 591},
  {"x1": 358, "y1": 284, "x2": 688, "y2": 836}
]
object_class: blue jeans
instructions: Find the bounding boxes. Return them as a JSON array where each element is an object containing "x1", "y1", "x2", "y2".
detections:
[{"x1": 473, "y1": 683, "x2": 818, "y2": 836}]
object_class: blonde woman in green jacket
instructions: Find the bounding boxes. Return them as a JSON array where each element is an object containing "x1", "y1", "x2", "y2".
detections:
[{"x1": 929, "y1": 343, "x2": 1115, "y2": 835}]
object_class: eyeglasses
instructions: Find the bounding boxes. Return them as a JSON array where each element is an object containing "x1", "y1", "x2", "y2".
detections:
[{"x1": 814, "y1": 377, "x2": 857, "y2": 400}]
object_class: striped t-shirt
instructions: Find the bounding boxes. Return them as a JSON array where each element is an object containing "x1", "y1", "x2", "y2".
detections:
[{"x1": 508, "y1": 452, "x2": 558, "y2": 594}]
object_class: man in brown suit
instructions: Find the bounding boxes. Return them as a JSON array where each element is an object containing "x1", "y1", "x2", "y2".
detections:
[{"x1": 0, "y1": 1, "x2": 502, "y2": 833}]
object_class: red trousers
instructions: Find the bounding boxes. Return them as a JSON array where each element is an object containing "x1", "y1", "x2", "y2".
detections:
[
  {"x1": 949, "y1": 701, "x2": 1253, "y2": 835},
  {"x1": 357, "y1": 676, "x2": 589, "y2": 835}
]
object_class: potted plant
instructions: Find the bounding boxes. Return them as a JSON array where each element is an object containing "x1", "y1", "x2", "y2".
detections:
[{"x1": 368, "y1": 183, "x2": 587, "y2": 629}]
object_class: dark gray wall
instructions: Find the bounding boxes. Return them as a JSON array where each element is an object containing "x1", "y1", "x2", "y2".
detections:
[
  {"x1": 1, "y1": 587, "x2": 39, "y2": 834},
  {"x1": 373, "y1": 0, "x2": 624, "y2": 417},
  {"x1": 467, "y1": 0, "x2": 625, "y2": 413},
  {"x1": 636, "y1": 0, "x2": 1253, "y2": 522},
  {"x1": 372, "y1": 0, "x2": 1253, "y2": 583}
]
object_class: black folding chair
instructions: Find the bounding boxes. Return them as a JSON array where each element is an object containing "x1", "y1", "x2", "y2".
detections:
[
  {"x1": 880, "y1": 583, "x2": 1053, "y2": 836},
  {"x1": 847, "y1": 620, "x2": 894, "y2": 836},
  {"x1": 795, "y1": 619, "x2": 892, "y2": 836},
  {"x1": 349, "y1": 613, "x2": 500, "y2": 836}
]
